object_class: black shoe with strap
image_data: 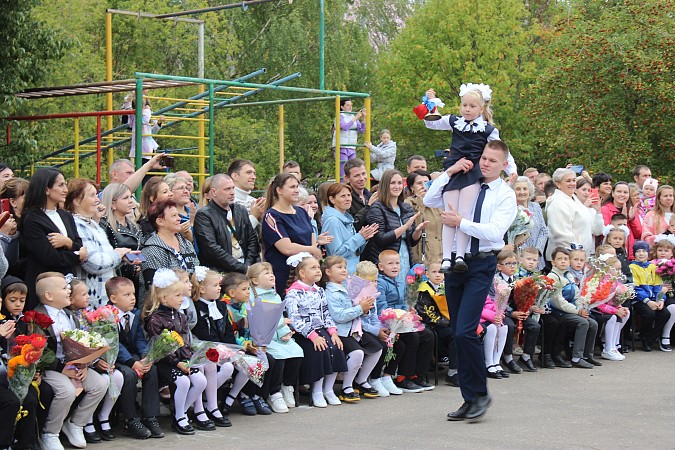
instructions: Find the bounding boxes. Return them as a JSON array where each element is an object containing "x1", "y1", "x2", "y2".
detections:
[
  {"x1": 171, "y1": 417, "x2": 195, "y2": 435},
  {"x1": 205, "y1": 408, "x2": 232, "y2": 427},
  {"x1": 189, "y1": 411, "x2": 216, "y2": 431},
  {"x1": 353, "y1": 382, "x2": 379, "y2": 398}
]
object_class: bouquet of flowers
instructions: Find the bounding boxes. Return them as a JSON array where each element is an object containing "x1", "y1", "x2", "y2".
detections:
[
  {"x1": 233, "y1": 353, "x2": 269, "y2": 387},
  {"x1": 507, "y1": 206, "x2": 534, "y2": 245},
  {"x1": 513, "y1": 277, "x2": 540, "y2": 344},
  {"x1": 492, "y1": 279, "x2": 513, "y2": 318},
  {"x1": 61, "y1": 329, "x2": 109, "y2": 395},
  {"x1": 534, "y1": 275, "x2": 556, "y2": 310},
  {"x1": 84, "y1": 305, "x2": 121, "y2": 399},
  {"x1": 142, "y1": 329, "x2": 185, "y2": 365},
  {"x1": 205, "y1": 343, "x2": 245, "y2": 366},
  {"x1": 378, "y1": 308, "x2": 425, "y2": 364},
  {"x1": 404, "y1": 264, "x2": 426, "y2": 310},
  {"x1": 20, "y1": 310, "x2": 53, "y2": 335},
  {"x1": 577, "y1": 257, "x2": 620, "y2": 310},
  {"x1": 611, "y1": 283, "x2": 636, "y2": 307},
  {"x1": 247, "y1": 296, "x2": 286, "y2": 348},
  {"x1": 7, "y1": 334, "x2": 48, "y2": 404},
  {"x1": 186, "y1": 340, "x2": 219, "y2": 368},
  {"x1": 655, "y1": 258, "x2": 675, "y2": 298}
]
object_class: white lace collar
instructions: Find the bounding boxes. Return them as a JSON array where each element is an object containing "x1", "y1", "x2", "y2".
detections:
[{"x1": 454, "y1": 115, "x2": 488, "y2": 133}]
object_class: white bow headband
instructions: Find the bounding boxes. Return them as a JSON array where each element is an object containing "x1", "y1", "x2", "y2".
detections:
[
  {"x1": 459, "y1": 83, "x2": 492, "y2": 102},
  {"x1": 602, "y1": 224, "x2": 630, "y2": 238}
]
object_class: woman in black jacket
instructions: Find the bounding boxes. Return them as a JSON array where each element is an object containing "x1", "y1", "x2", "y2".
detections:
[
  {"x1": 362, "y1": 169, "x2": 428, "y2": 273},
  {"x1": 20, "y1": 168, "x2": 87, "y2": 309}
]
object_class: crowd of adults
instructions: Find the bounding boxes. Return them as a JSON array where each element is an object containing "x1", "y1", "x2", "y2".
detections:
[{"x1": 0, "y1": 155, "x2": 669, "y2": 311}]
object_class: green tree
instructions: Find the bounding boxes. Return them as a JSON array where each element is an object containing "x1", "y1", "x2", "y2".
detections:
[
  {"x1": 0, "y1": 0, "x2": 67, "y2": 168},
  {"x1": 527, "y1": 0, "x2": 675, "y2": 180},
  {"x1": 373, "y1": 0, "x2": 538, "y2": 172}
]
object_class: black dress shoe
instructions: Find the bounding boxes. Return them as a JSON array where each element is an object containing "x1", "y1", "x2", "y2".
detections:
[
  {"x1": 519, "y1": 357, "x2": 538, "y2": 372},
  {"x1": 447, "y1": 402, "x2": 471, "y2": 421},
  {"x1": 205, "y1": 409, "x2": 232, "y2": 427},
  {"x1": 541, "y1": 354, "x2": 556, "y2": 369},
  {"x1": 572, "y1": 358, "x2": 594, "y2": 369},
  {"x1": 445, "y1": 373, "x2": 460, "y2": 387},
  {"x1": 171, "y1": 418, "x2": 195, "y2": 435},
  {"x1": 497, "y1": 370, "x2": 509, "y2": 378},
  {"x1": 189, "y1": 411, "x2": 216, "y2": 431},
  {"x1": 504, "y1": 359, "x2": 523, "y2": 374},
  {"x1": 552, "y1": 354, "x2": 572, "y2": 368},
  {"x1": 465, "y1": 394, "x2": 492, "y2": 420},
  {"x1": 584, "y1": 356, "x2": 603, "y2": 366},
  {"x1": 84, "y1": 430, "x2": 102, "y2": 444}
]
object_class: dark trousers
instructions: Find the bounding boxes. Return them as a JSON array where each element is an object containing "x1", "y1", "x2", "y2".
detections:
[
  {"x1": 116, "y1": 363, "x2": 160, "y2": 419},
  {"x1": 445, "y1": 256, "x2": 496, "y2": 402},
  {"x1": 0, "y1": 385, "x2": 20, "y2": 448},
  {"x1": 541, "y1": 313, "x2": 564, "y2": 355},
  {"x1": 268, "y1": 357, "x2": 302, "y2": 394},
  {"x1": 372, "y1": 338, "x2": 404, "y2": 378},
  {"x1": 434, "y1": 326, "x2": 458, "y2": 370},
  {"x1": 503, "y1": 315, "x2": 541, "y2": 357},
  {"x1": 633, "y1": 301, "x2": 671, "y2": 343},
  {"x1": 382, "y1": 328, "x2": 434, "y2": 377}
]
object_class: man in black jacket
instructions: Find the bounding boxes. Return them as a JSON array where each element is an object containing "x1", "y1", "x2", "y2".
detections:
[
  {"x1": 194, "y1": 174, "x2": 260, "y2": 274},
  {"x1": 344, "y1": 158, "x2": 378, "y2": 231}
]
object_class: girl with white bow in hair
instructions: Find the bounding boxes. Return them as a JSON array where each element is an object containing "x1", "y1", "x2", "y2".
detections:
[
  {"x1": 419, "y1": 83, "x2": 516, "y2": 274},
  {"x1": 190, "y1": 266, "x2": 235, "y2": 427}
]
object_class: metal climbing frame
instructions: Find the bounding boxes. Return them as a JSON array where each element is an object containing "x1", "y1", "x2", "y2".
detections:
[{"x1": 133, "y1": 72, "x2": 371, "y2": 185}]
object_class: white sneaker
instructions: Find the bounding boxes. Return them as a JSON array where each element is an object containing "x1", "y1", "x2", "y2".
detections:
[
  {"x1": 268, "y1": 392, "x2": 289, "y2": 413},
  {"x1": 611, "y1": 349, "x2": 626, "y2": 360},
  {"x1": 61, "y1": 420, "x2": 86, "y2": 448},
  {"x1": 370, "y1": 378, "x2": 389, "y2": 397},
  {"x1": 40, "y1": 433, "x2": 64, "y2": 450},
  {"x1": 601, "y1": 350, "x2": 623, "y2": 361},
  {"x1": 311, "y1": 392, "x2": 327, "y2": 408},
  {"x1": 323, "y1": 390, "x2": 342, "y2": 405},
  {"x1": 280, "y1": 384, "x2": 296, "y2": 408},
  {"x1": 380, "y1": 376, "x2": 403, "y2": 395}
]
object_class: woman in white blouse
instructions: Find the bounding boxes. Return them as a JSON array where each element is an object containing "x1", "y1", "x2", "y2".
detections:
[{"x1": 545, "y1": 168, "x2": 602, "y2": 260}]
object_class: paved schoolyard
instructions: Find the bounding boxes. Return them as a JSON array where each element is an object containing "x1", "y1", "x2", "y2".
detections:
[{"x1": 102, "y1": 350, "x2": 675, "y2": 449}]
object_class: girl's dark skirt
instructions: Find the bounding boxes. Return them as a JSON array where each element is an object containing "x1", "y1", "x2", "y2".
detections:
[{"x1": 295, "y1": 328, "x2": 348, "y2": 384}]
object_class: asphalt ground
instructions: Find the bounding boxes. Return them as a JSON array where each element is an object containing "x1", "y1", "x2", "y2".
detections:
[{"x1": 93, "y1": 349, "x2": 675, "y2": 450}]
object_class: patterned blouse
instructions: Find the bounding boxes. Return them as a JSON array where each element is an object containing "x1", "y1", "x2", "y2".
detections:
[
  {"x1": 285, "y1": 280, "x2": 336, "y2": 338},
  {"x1": 521, "y1": 201, "x2": 548, "y2": 270},
  {"x1": 74, "y1": 215, "x2": 122, "y2": 308}
]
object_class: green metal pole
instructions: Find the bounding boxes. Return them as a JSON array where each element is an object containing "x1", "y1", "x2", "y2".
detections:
[
  {"x1": 134, "y1": 72, "x2": 370, "y2": 98},
  {"x1": 134, "y1": 78, "x2": 144, "y2": 198},
  {"x1": 319, "y1": 0, "x2": 325, "y2": 90},
  {"x1": 208, "y1": 83, "x2": 215, "y2": 176}
]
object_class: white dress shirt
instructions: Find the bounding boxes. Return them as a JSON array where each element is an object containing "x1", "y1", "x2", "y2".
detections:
[
  {"x1": 458, "y1": 177, "x2": 517, "y2": 254},
  {"x1": 44, "y1": 304, "x2": 75, "y2": 360}
]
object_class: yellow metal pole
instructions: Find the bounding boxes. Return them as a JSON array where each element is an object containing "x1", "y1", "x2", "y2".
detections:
[
  {"x1": 364, "y1": 97, "x2": 371, "y2": 189},
  {"x1": 335, "y1": 96, "x2": 341, "y2": 181},
  {"x1": 198, "y1": 85, "x2": 205, "y2": 189},
  {"x1": 105, "y1": 12, "x2": 114, "y2": 179},
  {"x1": 279, "y1": 104, "x2": 285, "y2": 173},
  {"x1": 74, "y1": 118, "x2": 80, "y2": 178}
]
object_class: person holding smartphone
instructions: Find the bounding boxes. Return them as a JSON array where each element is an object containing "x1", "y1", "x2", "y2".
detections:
[
  {"x1": 405, "y1": 170, "x2": 442, "y2": 264},
  {"x1": 65, "y1": 179, "x2": 131, "y2": 308}
]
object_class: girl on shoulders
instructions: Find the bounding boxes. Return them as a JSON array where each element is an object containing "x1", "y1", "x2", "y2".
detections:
[{"x1": 643, "y1": 185, "x2": 674, "y2": 245}]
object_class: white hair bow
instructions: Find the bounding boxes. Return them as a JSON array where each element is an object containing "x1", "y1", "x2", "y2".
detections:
[
  {"x1": 153, "y1": 268, "x2": 179, "y2": 288},
  {"x1": 459, "y1": 83, "x2": 492, "y2": 102},
  {"x1": 654, "y1": 234, "x2": 675, "y2": 247},
  {"x1": 194, "y1": 266, "x2": 209, "y2": 283},
  {"x1": 286, "y1": 252, "x2": 313, "y2": 268},
  {"x1": 602, "y1": 224, "x2": 630, "y2": 238}
]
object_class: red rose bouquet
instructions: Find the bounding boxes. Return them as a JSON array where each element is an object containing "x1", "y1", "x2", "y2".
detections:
[{"x1": 7, "y1": 334, "x2": 48, "y2": 405}]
